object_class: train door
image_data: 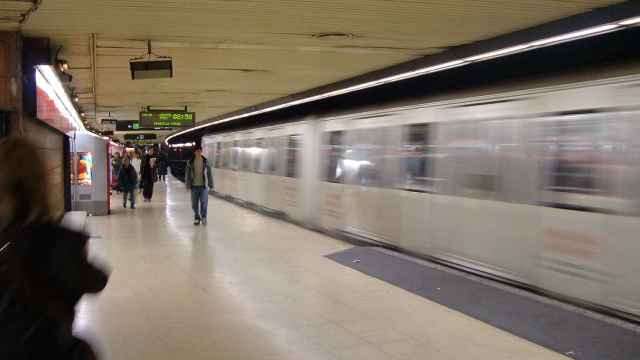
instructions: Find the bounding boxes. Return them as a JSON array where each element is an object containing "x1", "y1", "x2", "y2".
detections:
[
  {"x1": 281, "y1": 133, "x2": 303, "y2": 221},
  {"x1": 528, "y1": 112, "x2": 630, "y2": 306},
  {"x1": 342, "y1": 126, "x2": 397, "y2": 244},
  {"x1": 248, "y1": 137, "x2": 268, "y2": 207},
  {"x1": 265, "y1": 135, "x2": 286, "y2": 213},
  {"x1": 396, "y1": 121, "x2": 439, "y2": 253},
  {"x1": 319, "y1": 130, "x2": 347, "y2": 232},
  {"x1": 227, "y1": 139, "x2": 241, "y2": 198}
]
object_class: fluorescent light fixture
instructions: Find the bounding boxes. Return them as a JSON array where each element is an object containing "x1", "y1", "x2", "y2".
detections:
[
  {"x1": 465, "y1": 44, "x2": 532, "y2": 62},
  {"x1": 529, "y1": 24, "x2": 618, "y2": 47},
  {"x1": 166, "y1": 14, "x2": 640, "y2": 145},
  {"x1": 36, "y1": 65, "x2": 86, "y2": 133},
  {"x1": 619, "y1": 16, "x2": 640, "y2": 26}
]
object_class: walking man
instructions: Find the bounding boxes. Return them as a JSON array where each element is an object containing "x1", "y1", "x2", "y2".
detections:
[
  {"x1": 186, "y1": 146, "x2": 213, "y2": 225},
  {"x1": 118, "y1": 156, "x2": 138, "y2": 209}
]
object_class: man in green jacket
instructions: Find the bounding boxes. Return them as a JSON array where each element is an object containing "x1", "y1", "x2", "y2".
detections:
[{"x1": 185, "y1": 145, "x2": 213, "y2": 225}]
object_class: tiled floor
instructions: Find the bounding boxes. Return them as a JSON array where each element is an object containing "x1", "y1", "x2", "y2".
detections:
[{"x1": 77, "y1": 176, "x2": 567, "y2": 360}]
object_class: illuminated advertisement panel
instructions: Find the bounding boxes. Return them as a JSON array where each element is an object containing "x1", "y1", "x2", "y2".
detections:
[
  {"x1": 72, "y1": 152, "x2": 93, "y2": 186},
  {"x1": 35, "y1": 66, "x2": 81, "y2": 134}
]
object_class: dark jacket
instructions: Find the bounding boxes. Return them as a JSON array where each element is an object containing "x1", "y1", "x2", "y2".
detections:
[
  {"x1": 185, "y1": 156, "x2": 213, "y2": 189},
  {"x1": 140, "y1": 155, "x2": 156, "y2": 185},
  {"x1": 0, "y1": 223, "x2": 109, "y2": 359},
  {"x1": 158, "y1": 153, "x2": 168, "y2": 176},
  {"x1": 117, "y1": 164, "x2": 138, "y2": 191}
]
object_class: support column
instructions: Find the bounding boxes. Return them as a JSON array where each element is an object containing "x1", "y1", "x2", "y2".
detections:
[{"x1": 0, "y1": 31, "x2": 23, "y2": 135}]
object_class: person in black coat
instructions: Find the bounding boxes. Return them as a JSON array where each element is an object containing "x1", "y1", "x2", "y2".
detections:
[
  {"x1": 156, "y1": 150, "x2": 168, "y2": 182},
  {"x1": 0, "y1": 137, "x2": 109, "y2": 360},
  {"x1": 117, "y1": 157, "x2": 138, "y2": 209},
  {"x1": 140, "y1": 147, "x2": 157, "y2": 201}
]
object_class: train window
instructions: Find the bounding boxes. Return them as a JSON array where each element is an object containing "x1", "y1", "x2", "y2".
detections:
[
  {"x1": 267, "y1": 137, "x2": 285, "y2": 176},
  {"x1": 286, "y1": 135, "x2": 301, "y2": 178},
  {"x1": 530, "y1": 116, "x2": 631, "y2": 212},
  {"x1": 344, "y1": 128, "x2": 389, "y2": 187},
  {"x1": 441, "y1": 121, "x2": 501, "y2": 200},
  {"x1": 323, "y1": 131, "x2": 345, "y2": 183},
  {"x1": 395, "y1": 124, "x2": 441, "y2": 192}
]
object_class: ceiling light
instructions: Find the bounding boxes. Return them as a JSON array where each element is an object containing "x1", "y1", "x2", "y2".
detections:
[
  {"x1": 35, "y1": 65, "x2": 85, "y2": 133},
  {"x1": 56, "y1": 59, "x2": 69, "y2": 72},
  {"x1": 166, "y1": 14, "x2": 640, "y2": 145},
  {"x1": 529, "y1": 24, "x2": 618, "y2": 47},
  {"x1": 619, "y1": 16, "x2": 640, "y2": 26},
  {"x1": 74, "y1": 96, "x2": 79, "y2": 103},
  {"x1": 81, "y1": 112, "x2": 86, "y2": 117},
  {"x1": 465, "y1": 44, "x2": 532, "y2": 62}
]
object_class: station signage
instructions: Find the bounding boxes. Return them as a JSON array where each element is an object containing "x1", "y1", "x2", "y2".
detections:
[
  {"x1": 124, "y1": 133, "x2": 157, "y2": 141},
  {"x1": 101, "y1": 119, "x2": 117, "y2": 132},
  {"x1": 139, "y1": 111, "x2": 195, "y2": 128},
  {"x1": 116, "y1": 120, "x2": 142, "y2": 131}
]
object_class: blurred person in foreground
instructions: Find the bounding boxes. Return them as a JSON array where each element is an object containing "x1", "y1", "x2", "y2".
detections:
[
  {"x1": 117, "y1": 156, "x2": 138, "y2": 209},
  {"x1": 0, "y1": 136, "x2": 109, "y2": 360},
  {"x1": 185, "y1": 145, "x2": 213, "y2": 226}
]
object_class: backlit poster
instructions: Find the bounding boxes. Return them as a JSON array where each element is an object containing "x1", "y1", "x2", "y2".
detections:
[{"x1": 73, "y1": 152, "x2": 93, "y2": 186}]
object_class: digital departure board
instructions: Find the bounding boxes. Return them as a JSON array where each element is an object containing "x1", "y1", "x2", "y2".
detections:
[{"x1": 139, "y1": 111, "x2": 195, "y2": 128}]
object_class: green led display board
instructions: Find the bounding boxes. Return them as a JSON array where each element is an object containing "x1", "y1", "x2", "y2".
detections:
[{"x1": 139, "y1": 111, "x2": 195, "y2": 128}]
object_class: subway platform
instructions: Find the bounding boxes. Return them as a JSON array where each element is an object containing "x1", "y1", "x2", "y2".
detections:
[{"x1": 76, "y1": 176, "x2": 628, "y2": 360}]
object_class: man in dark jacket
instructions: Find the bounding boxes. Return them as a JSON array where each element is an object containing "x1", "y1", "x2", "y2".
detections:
[
  {"x1": 185, "y1": 145, "x2": 213, "y2": 225},
  {"x1": 117, "y1": 157, "x2": 138, "y2": 209}
]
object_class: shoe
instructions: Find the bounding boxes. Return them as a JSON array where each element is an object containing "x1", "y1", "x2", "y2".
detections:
[
  {"x1": 194, "y1": 219, "x2": 201, "y2": 226},
  {"x1": 202, "y1": 218, "x2": 207, "y2": 225},
  {"x1": 123, "y1": 203, "x2": 127, "y2": 209},
  {"x1": 131, "y1": 205, "x2": 136, "y2": 209}
]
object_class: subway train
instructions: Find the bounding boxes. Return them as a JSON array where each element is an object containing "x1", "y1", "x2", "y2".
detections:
[{"x1": 202, "y1": 74, "x2": 640, "y2": 320}]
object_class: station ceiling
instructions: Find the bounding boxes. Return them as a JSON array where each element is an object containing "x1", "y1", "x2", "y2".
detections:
[{"x1": 17, "y1": 0, "x2": 620, "y2": 129}]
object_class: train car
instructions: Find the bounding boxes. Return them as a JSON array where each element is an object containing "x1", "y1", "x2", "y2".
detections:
[
  {"x1": 203, "y1": 120, "x2": 319, "y2": 223},
  {"x1": 203, "y1": 74, "x2": 640, "y2": 319}
]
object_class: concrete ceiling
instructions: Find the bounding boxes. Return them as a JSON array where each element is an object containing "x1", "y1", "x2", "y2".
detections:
[
  {"x1": 19, "y1": 0, "x2": 620, "y2": 130},
  {"x1": 0, "y1": 0, "x2": 38, "y2": 30}
]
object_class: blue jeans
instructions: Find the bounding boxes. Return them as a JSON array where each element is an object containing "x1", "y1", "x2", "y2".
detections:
[
  {"x1": 191, "y1": 186, "x2": 208, "y2": 220},
  {"x1": 122, "y1": 190, "x2": 135, "y2": 207}
]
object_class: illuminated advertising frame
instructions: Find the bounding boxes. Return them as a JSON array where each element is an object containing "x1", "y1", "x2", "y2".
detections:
[{"x1": 72, "y1": 152, "x2": 93, "y2": 186}]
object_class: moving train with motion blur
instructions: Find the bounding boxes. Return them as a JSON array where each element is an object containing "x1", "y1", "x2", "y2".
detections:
[{"x1": 202, "y1": 74, "x2": 640, "y2": 320}]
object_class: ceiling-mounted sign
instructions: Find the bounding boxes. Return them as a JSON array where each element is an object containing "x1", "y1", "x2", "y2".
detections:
[
  {"x1": 101, "y1": 119, "x2": 117, "y2": 132},
  {"x1": 116, "y1": 120, "x2": 142, "y2": 131},
  {"x1": 124, "y1": 133, "x2": 157, "y2": 141},
  {"x1": 139, "y1": 111, "x2": 195, "y2": 128}
]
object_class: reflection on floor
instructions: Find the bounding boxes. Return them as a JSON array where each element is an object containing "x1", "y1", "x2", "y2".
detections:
[{"x1": 76, "y1": 176, "x2": 567, "y2": 360}]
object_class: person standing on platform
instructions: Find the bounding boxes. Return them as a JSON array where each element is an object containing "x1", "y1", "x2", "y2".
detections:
[
  {"x1": 185, "y1": 145, "x2": 213, "y2": 226},
  {"x1": 157, "y1": 150, "x2": 168, "y2": 182},
  {"x1": 140, "y1": 147, "x2": 157, "y2": 202},
  {"x1": 117, "y1": 157, "x2": 138, "y2": 209},
  {"x1": 0, "y1": 136, "x2": 109, "y2": 360}
]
